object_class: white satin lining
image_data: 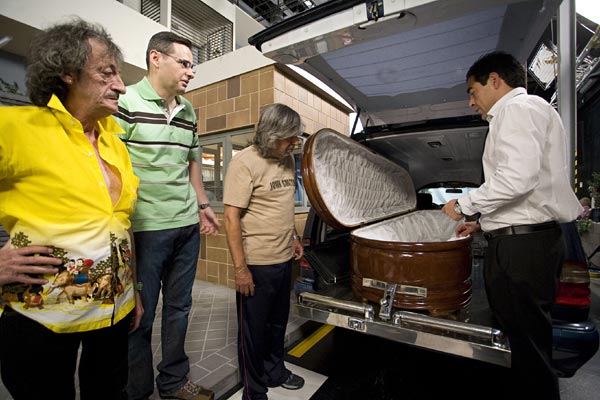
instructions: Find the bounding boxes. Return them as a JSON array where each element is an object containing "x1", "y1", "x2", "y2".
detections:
[
  {"x1": 352, "y1": 210, "x2": 465, "y2": 243},
  {"x1": 312, "y1": 130, "x2": 415, "y2": 227}
]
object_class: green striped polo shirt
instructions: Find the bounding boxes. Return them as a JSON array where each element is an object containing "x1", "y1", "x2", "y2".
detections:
[{"x1": 114, "y1": 77, "x2": 199, "y2": 232}]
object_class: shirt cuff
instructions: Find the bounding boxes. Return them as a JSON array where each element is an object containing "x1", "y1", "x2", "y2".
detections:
[{"x1": 458, "y1": 195, "x2": 476, "y2": 216}]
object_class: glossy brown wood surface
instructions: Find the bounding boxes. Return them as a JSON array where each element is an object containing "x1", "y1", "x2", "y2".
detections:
[{"x1": 351, "y1": 234, "x2": 473, "y2": 314}]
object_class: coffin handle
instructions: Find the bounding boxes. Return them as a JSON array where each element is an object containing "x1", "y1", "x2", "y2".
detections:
[
  {"x1": 378, "y1": 283, "x2": 398, "y2": 320},
  {"x1": 393, "y1": 311, "x2": 509, "y2": 349},
  {"x1": 298, "y1": 292, "x2": 375, "y2": 320}
]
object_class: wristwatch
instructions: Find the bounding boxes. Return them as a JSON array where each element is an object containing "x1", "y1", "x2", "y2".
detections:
[
  {"x1": 133, "y1": 282, "x2": 143, "y2": 292},
  {"x1": 453, "y1": 201, "x2": 463, "y2": 216},
  {"x1": 199, "y1": 203, "x2": 211, "y2": 210}
]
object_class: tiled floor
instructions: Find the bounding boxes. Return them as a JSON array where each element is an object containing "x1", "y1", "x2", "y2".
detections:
[
  {"x1": 226, "y1": 364, "x2": 327, "y2": 400},
  {"x1": 147, "y1": 280, "x2": 240, "y2": 400},
  {"x1": 147, "y1": 280, "x2": 305, "y2": 399},
  {"x1": 0, "y1": 279, "x2": 305, "y2": 400}
]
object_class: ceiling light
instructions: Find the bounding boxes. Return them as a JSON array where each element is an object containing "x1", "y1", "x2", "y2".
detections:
[
  {"x1": 528, "y1": 42, "x2": 558, "y2": 90},
  {"x1": 0, "y1": 36, "x2": 12, "y2": 48}
]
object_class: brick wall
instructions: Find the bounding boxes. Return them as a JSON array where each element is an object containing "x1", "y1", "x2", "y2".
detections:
[{"x1": 186, "y1": 64, "x2": 350, "y2": 136}]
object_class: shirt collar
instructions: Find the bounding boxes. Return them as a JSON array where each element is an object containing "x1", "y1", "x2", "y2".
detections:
[
  {"x1": 47, "y1": 94, "x2": 125, "y2": 136},
  {"x1": 47, "y1": 93, "x2": 71, "y2": 114},
  {"x1": 486, "y1": 87, "x2": 527, "y2": 122},
  {"x1": 136, "y1": 76, "x2": 182, "y2": 106}
]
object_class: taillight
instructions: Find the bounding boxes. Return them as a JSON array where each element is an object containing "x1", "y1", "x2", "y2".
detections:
[
  {"x1": 555, "y1": 261, "x2": 591, "y2": 307},
  {"x1": 560, "y1": 262, "x2": 591, "y2": 284},
  {"x1": 299, "y1": 258, "x2": 312, "y2": 270},
  {"x1": 299, "y1": 257, "x2": 315, "y2": 281},
  {"x1": 556, "y1": 282, "x2": 591, "y2": 306}
]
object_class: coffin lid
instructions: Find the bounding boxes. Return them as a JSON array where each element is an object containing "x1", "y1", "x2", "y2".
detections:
[{"x1": 302, "y1": 128, "x2": 416, "y2": 230}]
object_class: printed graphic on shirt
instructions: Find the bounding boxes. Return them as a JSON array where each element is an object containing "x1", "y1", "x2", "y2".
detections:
[
  {"x1": 269, "y1": 178, "x2": 296, "y2": 191},
  {"x1": 1, "y1": 232, "x2": 133, "y2": 308}
]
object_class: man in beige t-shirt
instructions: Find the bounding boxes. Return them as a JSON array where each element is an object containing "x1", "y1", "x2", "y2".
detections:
[{"x1": 224, "y1": 103, "x2": 304, "y2": 400}]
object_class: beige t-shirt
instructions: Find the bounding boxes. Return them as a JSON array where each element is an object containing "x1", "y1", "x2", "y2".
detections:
[{"x1": 224, "y1": 145, "x2": 296, "y2": 265}]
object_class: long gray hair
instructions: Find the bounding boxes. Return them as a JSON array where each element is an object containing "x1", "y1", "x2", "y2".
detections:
[
  {"x1": 26, "y1": 18, "x2": 123, "y2": 106},
  {"x1": 253, "y1": 103, "x2": 303, "y2": 157}
]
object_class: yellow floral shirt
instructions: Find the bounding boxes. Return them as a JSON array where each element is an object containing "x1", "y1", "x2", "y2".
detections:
[{"x1": 0, "y1": 95, "x2": 139, "y2": 333}]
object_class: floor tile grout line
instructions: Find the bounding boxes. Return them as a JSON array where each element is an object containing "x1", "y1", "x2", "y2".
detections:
[{"x1": 200, "y1": 290, "x2": 215, "y2": 361}]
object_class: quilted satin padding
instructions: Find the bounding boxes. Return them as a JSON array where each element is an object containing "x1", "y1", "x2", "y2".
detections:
[
  {"x1": 311, "y1": 130, "x2": 415, "y2": 227},
  {"x1": 352, "y1": 209, "x2": 464, "y2": 243}
]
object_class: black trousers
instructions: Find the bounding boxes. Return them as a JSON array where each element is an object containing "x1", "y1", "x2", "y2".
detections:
[
  {"x1": 0, "y1": 308, "x2": 130, "y2": 400},
  {"x1": 484, "y1": 226, "x2": 563, "y2": 400},
  {"x1": 237, "y1": 260, "x2": 292, "y2": 400}
]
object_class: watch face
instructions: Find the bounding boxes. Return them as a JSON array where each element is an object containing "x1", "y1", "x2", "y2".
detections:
[{"x1": 454, "y1": 202, "x2": 462, "y2": 215}]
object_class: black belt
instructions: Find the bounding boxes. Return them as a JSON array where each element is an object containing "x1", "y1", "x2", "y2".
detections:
[{"x1": 483, "y1": 221, "x2": 559, "y2": 241}]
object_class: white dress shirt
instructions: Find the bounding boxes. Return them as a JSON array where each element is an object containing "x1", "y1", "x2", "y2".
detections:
[{"x1": 459, "y1": 87, "x2": 582, "y2": 232}]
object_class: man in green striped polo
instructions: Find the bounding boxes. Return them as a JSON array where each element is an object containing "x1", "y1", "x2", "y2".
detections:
[{"x1": 114, "y1": 31, "x2": 219, "y2": 400}]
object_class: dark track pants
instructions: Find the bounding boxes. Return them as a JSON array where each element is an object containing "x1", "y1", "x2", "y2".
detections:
[
  {"x1": 237, "y1": 260, "x2": 292, "y2": 400},
  {"x1": 484, "y1": 225, "x2": 563, "y2": 400}
]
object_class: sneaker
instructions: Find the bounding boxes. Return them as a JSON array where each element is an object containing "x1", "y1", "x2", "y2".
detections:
[
  {"x1": 159, "y1": 380, "x2": 214, "y2": 400},
  {"x1": 276, "y1": 373, "x2": 305, "y2": 390}
]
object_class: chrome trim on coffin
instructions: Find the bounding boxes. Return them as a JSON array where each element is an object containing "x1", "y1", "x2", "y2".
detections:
[
  {"x1": 363, "y1": 278, "x2": 428, "y2": 297},
  {"x1": 295, "y1": 292, "x2": 511, "y2": 367}
]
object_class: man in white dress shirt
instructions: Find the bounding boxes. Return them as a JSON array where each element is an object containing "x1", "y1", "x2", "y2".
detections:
[{"x1": 442, "y1": 51, "x2": 582, "y2": 400}]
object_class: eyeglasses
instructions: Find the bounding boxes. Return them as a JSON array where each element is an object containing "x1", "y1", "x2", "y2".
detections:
[{"x1": 159, "y1": 51, "x2": 196, "y2": 72}]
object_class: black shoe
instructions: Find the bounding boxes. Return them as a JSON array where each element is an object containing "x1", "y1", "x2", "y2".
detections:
[
  {"x1": 279, "y1": 373, "x2": 304, "y2": 390},
  {"x1": 158, "y1": 380, "x2": 214, "y2": 400}
]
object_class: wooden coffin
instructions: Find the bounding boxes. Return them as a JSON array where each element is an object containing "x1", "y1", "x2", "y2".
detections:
[{"x1": 302, "y1": 129, "x2": 472, "y2": 314}]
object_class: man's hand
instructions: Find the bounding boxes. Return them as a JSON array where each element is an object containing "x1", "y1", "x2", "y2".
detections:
[
  {"x1": 0, "y1": 241, "x2": 62, "y2": 286},
  {"x1": 442, "y1": 199, "x2": 463, "y2": 221},
  {"x1": 292, "y1": 238, "x2": 304, "y2": 260},
  {"x1": 235, "y1": 267, "x2": 254, "y2": 297},
  {"x1": 455, "y1": 221, "x2": 481, "y2": 238},
  {"x1": 129, "y1": 291, "x2": 144, "y2": 333},
  {"x1": 200, "y1": 207, "x2": 221, "y2": 236}
]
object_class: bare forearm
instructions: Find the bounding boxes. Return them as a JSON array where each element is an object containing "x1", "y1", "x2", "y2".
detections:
[
  {"x1": 224, "y1": 207, "x2": 247, "y2": 270},
  {"x1": 224, "y1": 205, "x2": 255, "y2": 296}
]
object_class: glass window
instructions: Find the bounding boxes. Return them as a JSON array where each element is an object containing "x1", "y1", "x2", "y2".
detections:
[
  {"x1": 200, "y1": 142, "x2": 224, "y2": 202},
  {"x1": 232, "y1": 131, "x2": 254, "y2": 153},
  {"x1": 417, "y1": 186, "x2": 477, "y2": 208}
]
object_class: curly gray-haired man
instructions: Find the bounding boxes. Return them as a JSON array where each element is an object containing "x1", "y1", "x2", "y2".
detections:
[{"x1": 0, "y1": 18, "x2": 141, "y2": 400}]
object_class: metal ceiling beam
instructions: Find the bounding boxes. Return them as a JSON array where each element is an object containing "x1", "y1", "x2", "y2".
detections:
[{"x1": 557, "y1": 0, "x2": 577, "y2": 185}]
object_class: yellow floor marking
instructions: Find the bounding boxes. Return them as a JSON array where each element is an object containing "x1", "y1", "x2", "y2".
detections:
[{"x1": 288, "y1": 324, "x2": 335, "y2": 358}]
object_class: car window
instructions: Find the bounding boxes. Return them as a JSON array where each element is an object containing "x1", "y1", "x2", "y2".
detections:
[{"x1": 418, "y1": 186, "x2": 477, "y2": 207}]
